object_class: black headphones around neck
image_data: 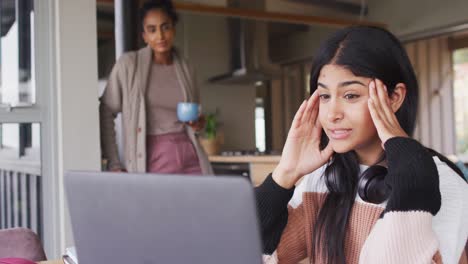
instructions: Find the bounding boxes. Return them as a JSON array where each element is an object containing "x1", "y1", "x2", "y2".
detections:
[
  {"x1": 356, "y1": 148, "x2": 466, "y2": 205},
  {"x1": 357, "y1": 165, "x2": 390, "y2": 204}
]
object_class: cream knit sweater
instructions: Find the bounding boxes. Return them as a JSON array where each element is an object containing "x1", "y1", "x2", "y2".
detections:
[{"x1": 257, "y1": 138, "x2": 468, "y2": 264}]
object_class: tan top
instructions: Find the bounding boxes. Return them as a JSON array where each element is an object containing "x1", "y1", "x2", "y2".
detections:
[
  {"x1": 99, "y1": 46, "x2": 213, "y2": 174},
  {"x1": 146, "y1": 62, "x2": 184, "y2": 135}
]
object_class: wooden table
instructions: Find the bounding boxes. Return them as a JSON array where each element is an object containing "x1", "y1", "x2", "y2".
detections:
[{"x1": 38, "y1": 260, "x2": 63, "y2": 264}]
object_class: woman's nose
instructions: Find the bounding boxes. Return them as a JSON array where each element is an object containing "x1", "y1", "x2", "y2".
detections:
[
  {"x1": 157, "y1": 29, "x2": 164, "y2": 40},
  {"x1": 327, "y1": 99, "x2": 344, "y2": 122}
]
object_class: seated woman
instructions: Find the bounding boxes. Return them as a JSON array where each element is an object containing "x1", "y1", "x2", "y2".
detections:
[{"x1": 256, "y1": 26, "x2": 468, "y2": 264}]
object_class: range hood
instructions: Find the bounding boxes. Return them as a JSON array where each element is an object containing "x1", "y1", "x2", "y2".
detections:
[{"x1": 208, "y1": 14, "x2": 281, "y2": 85}]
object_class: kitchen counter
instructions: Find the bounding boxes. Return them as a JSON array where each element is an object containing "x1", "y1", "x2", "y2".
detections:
[
  {"x1": 208, "y1": 155, "x2": 281, "y2": 163},
  {"x1": 209, "y1": 155, "x2": 281, "y2": 186}
]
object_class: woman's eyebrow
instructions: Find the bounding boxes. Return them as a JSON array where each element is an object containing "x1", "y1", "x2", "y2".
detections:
[
  {"x1": 317, "y1": 80, "x2": 366, "y2": 89},
  {"x1": 318, "y1": 82, "x2": 328, "y2": 89},
  {"x1": 338, "y1": 80, "x2": 366, "y2": 88}
]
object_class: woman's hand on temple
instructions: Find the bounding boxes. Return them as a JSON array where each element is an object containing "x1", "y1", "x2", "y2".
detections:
[
  {"x1": 273, "y1": 90, "x2": 334, "y2": 189},
  {"x1": 367, "y1": 79, "x2": 408, "y2": 147}
]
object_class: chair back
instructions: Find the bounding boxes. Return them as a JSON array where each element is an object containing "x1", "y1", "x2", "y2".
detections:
[{"x1": 0, "y1": 228, "x2": 46, "y2": 261}]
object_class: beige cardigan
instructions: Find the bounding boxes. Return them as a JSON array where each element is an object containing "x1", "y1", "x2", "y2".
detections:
[{"x1": 99, "y1": 45, "x2": 213, "y2": 174}]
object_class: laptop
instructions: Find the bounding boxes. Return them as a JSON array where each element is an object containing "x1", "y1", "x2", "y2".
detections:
[{"x1": 65, "y1": 171, "x2": 263, "y2": 264}]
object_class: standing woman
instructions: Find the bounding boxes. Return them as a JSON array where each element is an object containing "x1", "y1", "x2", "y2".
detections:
[{"x1": 100, "y1": 0, "x2": 213, "y2": 174}]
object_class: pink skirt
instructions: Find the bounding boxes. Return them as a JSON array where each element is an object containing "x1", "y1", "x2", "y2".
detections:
[{"x1": 146, "y1": 132, "x2": 202, "y2": 175}]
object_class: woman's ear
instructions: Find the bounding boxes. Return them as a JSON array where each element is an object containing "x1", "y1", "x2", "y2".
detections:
[{"x1": 390, "y1": 83, "x2": 407, "y2": 112}]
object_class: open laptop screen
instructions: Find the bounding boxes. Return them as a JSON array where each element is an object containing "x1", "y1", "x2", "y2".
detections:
[{"x1": 65, "y1": 171, "x2": 263, "y2": 264}]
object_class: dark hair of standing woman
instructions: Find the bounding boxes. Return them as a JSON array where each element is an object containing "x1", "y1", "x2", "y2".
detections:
[{"x1": 139, "y1": 0, "x2": 179, "y2": 31}]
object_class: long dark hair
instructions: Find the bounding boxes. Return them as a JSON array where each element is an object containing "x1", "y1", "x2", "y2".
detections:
[{"x1": 308, "y1": 26, "x2": 419, "y2": 264}]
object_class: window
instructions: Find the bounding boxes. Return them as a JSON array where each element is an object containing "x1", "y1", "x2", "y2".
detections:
[
  {"x1": 255, "y1": 98, "x2": 266, "y2": 152},
  {"x1": 453, "y1": 48, "x2": 468, "y2": 160},
  {"x1": 0, "y1": 123, "x2": 40, "y2": 160},
  {"x1": 0, "y1": 0, "x2": 36, "y2": 107},
  {"x1": 0, "y1": 0, "x2": 43, "y2": 239},
  {"x1": 0, "y1": 123, "x2": 42, "y2": 236}
]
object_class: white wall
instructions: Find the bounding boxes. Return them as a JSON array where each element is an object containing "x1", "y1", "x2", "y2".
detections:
[
  {"x1": 178, "y1": 14, "x2": 257, "y2": 150},
  {"x1": 50, "y1": 0, "x2": 101, "y2": 258}
]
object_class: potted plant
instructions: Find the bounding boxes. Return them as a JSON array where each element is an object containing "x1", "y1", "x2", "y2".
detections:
[{"x1": 200, "y1": 112, "x2": 220, "y2": 155}]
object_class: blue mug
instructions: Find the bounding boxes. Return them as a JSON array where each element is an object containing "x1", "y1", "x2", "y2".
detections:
[{"x1": 177, "y1": 102, "x2": 200, "y2": 122}]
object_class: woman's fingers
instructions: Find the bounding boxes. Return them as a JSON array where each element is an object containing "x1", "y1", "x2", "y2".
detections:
[
  {"x1": 321, "y1": 143, "x2": 334, "y2": 160},
  {"x1": 368, "y1": 81, "x2": 389, "y2": 136},
  {"x1": 308, "y1": 91, "x2": 320, "y2": 124},
  {"x1": 368, "y1": 81, "x2": 384, "y2": 124},
  {"x1": 292, "y1": 100, "x2": 307, "y2": 129},
  {"x1": 368, "y1": 95, "x2": 382, "y2": 126},
  {"x1": 374, "y1": 79, "x2": 396, "y2": 123},
  {"x1": 369, "y1": 79, "x2": 408, "y2": 145},
  {"x1": 301, "y1": 90, "x2": 319, "y2": 124},
  {"x1": 312, "y1": 109, "x2": 323, "y2": 136},
  {"x1": 301, "y1": 98, "x2": 313, "y2": 124}
]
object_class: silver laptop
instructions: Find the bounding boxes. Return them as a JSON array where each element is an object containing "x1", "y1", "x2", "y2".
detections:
[{"x1": 65, "y1": 171, "x2": 263, "y2": 264}]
